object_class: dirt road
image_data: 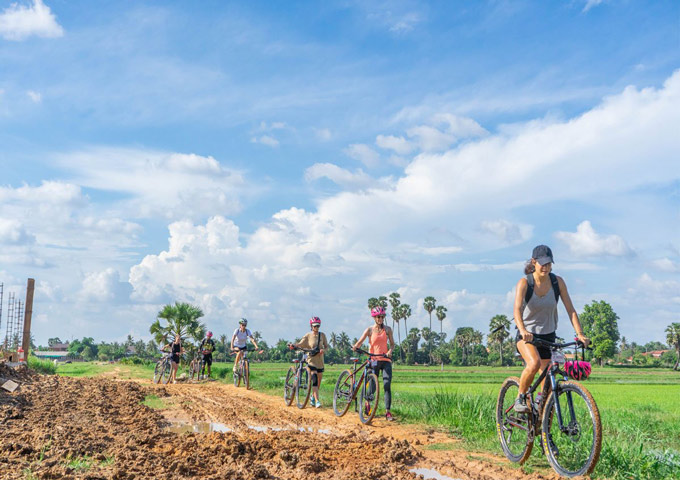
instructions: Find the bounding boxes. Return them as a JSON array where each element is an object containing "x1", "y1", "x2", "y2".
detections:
[{"x1": 0, "y1": 365, "x2": 554, "y2": 480}]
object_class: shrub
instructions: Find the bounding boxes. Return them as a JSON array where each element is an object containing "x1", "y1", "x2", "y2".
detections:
[{"x1": 27, "y1": 355, "x2": 57, "y2": 374}]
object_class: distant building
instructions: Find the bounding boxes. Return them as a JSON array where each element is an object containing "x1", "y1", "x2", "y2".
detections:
[
  {"x1": 50, "y1": 342, "x2": 70, "y2": 352},
  {"x1": 642, "y1": 350, "x2": 669, "y2": 358},
  {"x1": 34, "y1": 350, "x2": 70, "y2": 360}
]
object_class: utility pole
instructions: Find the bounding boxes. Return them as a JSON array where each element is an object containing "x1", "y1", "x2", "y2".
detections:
[{"x1": 22, "y1": 279, "x2": 35, "y2": 358}]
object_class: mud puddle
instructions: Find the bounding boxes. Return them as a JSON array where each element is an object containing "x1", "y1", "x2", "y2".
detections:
[
  {"x1": 410, "y1": 467, "x2": 462, "y2": 480},
  {"x1": 166, "y1": 420, "x2": 333, "y2": 435}
]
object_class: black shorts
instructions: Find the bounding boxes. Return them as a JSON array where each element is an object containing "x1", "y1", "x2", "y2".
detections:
[
  {"x1": 235, "y1": 346, "x2": 247, "y2": 352},
  {"x1": 515, "y1": 331, "x2": 556, "y2": 360},
  {"x1": 171, "y1": 354, "x2": 180, "y2": 364},
  {"x1": 202, "y1": 353, "x2": 213, "y2": 366},
  {"x1": 308, "y1": 365, "x2": 324, "y2": 374}
]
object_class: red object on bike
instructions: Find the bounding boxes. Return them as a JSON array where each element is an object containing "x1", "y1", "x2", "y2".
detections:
[{"x1": 565, "y1": 360, "x2": 591, "y2": 380}]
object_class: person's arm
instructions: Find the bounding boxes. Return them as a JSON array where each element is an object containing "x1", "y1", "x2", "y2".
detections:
[
  {"x1": 386, "y1": 326, "x2": 395, "y2": 357},
  {"x1": 248, "y1": 335, "x2": 260, "y2": 350},
  {"x1": 513, "y1": 277, "x2": 532, "y2": 342},
  {"x1": 557, "y1": 276, "x2": 590, "y2": 346},
  {"x1": 353, "y1": 327, "x2": 370, "y2": 350},
  {"x1": 230, "y1": 332, "x2": 236, "y2": 350},
  {"x1": 320, "y1": 333, "x2": 329, "y2": 354}
]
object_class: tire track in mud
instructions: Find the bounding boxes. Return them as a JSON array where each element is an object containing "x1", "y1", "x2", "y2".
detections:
[{"x1": 0, "y1": 366, "x2": 553, "y2": 480}]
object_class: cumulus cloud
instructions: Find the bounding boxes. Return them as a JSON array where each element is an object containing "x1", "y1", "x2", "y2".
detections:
[
  {"x1": 375, "y1": 134, "x2": 414, "y2": 155},
  {"x1": 80, "y1": 268, "x2": 132, "y2": 303},
  {"x1": 0, "y1": 0, "x2": 64, "y2": 41},
  {"x1": 0, "y1": 218, "x2": 36, "y2": 245},
  {"x1": 555, "y1": 221, "x2": 633, "y2": 258},
  {"x1": 651, "y1": 257, "x2": 680, "y2": 273},
  {"x1": 314, "y1": 128, "x2": 332, "y2": 141},
  {"x1": 344, "y1": 143, "x2": 380, "y2": 168},
  {"x1": 54, "y1": 147, "x2": 246, "y2": 220},
  {"x1": 480, "y1": 220, "x2": 532, "y2": 245},
  {"x1": 304, "y1": 163, "x2": 392, "y2": 190},
  {"x1": 251, "y1": 135, "x2": 279, "y2": 147}
]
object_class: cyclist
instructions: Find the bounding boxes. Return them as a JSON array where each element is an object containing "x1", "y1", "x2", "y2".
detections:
[
  {"x1": 162, "y1": 333, "x2": 184, "y2": 384},
  {"x1": 353, "y1": 306, "x2": 396, "y2": 421},
  {"x1": 289, "y1": 317, "x2": 329, "y2": 408},
  {"x1": 231, "y1": 318, "x2": 262, "y2": 373},
  {"x1": 199, "y1": 331, "x2": 216, "y2": 378},
  {"x1": 513, "y1": 245, "x2": 590, "y2": 413}
]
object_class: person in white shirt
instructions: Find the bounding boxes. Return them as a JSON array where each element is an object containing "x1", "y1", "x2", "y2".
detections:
[{"x1": 230, "y1": 318, "x2": 261, "y2": 373}]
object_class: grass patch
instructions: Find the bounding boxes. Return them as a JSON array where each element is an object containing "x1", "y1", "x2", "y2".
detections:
[
  {"x1": 141, "y1": 394, "x2": 167, "y2": 409},
  {"x1": 65, "y1": 455, "x2": 94, "y2": 471},
  {"x1": 27, "y1": 355, "x2": 56, "y2": 374},
  {"x1": 424, "y1": 442, "x2": 458, "y2": 451}
]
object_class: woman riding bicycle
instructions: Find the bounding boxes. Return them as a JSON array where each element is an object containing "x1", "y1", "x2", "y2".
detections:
[
  {"x1": 513, "y1": 245, "x2": 589, "y2": 413},
  {"x1": 289, "y1": 317, "x2": 328, "y2": 408},
  {"x1": 353, "y1": 306, "x2": 396, "y2": 421},
  {"x1": 231, "y1": 318, "x2": 262, "y2": 373},
  {"x1": 162, "y1": 333, "x2": 184, "y2": 384}
]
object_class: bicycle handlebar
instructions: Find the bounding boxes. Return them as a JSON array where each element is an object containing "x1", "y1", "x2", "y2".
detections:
[
  {"x1": 353, "y1": 348, "x2": 387, "y2": 358},
  {"x1": 529, "y1": 338, "x2": 592, "y2": 350}
]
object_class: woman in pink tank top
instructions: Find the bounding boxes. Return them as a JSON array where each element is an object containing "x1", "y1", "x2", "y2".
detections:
[{"x1": 353, "y1": 306, "x2": 396, "y2": 421}]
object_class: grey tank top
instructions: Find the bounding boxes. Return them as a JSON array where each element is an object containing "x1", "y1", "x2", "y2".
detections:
[{"x1": 521, "y1": 281, "x2": 558, "y2": 334}]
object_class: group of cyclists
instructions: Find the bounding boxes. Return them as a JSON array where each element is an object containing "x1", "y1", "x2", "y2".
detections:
[{"x1": 162, "y1": 244, "x2": 590, "y2": 424}]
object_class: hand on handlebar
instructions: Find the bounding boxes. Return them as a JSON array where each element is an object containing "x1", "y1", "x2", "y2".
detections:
[
  {"x1": 576, "y1": 333, "x2": 591, "y2": 348},
  {"x1": 520, "y1": 330, "x2": 533, "y2": 343}
]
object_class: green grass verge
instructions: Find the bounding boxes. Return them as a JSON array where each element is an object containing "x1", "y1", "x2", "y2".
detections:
[
  {"x1": 141, "y1": 394, "x2": 167, "y2": 409},
  {"x1": 27, "y1": 355, "x2": 56, "y2": 374}
]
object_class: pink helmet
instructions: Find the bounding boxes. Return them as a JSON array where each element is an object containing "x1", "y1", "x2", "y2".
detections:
[
  {"x1": 371, "y1": 306, "x2": 386, "y2": 317},
  {"x1": 565, "y1": 360, "x2": 591, "y2": 381},
  {"x1": 206, "y1": 331, "x2": 213, "y2": 338},
  {"x1": 310, "y1": 316, "x2": 321, "y2": 326}
]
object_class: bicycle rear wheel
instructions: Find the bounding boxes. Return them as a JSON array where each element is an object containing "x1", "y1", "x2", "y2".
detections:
[
  {"x1": 296, "y1": 367, "x2": 312, "y2": 409},
  {"x1": 358, "y1": 372, "x2": 380, "y2": 424},
  {"x1": 244, "y1": 360, "x2": 250, "y2": 390},
  {"x1": 496, "y1": 377, "x2": 533, "y2": 464},
  {"x1": 233, "y1": 364, "x2": 241, "y2": 387},
  {"x1": 189, "y1": 360, "x2": 196, "y2": 380},
  {"x1": 283, "y1": 366, "x2": 296, "y2": 406},
  {"x1": 333, "y1": 369, "x2": 354, "y2": 417},
  {"x1": 153, "y1": 361, "x2": 163, "y2": 384},
  {"x1": 542, "y1": 381, "x2": 602, "y2": 477}
]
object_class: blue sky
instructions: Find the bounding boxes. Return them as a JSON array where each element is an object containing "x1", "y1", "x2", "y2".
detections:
[{"x1": 0, "y1": 0, "x2": 678, "y2": 347}]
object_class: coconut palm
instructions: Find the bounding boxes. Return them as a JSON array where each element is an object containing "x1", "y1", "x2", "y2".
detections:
[
  {"x1": 665, "y1": 323, "x2": 680, "y2": 371},
  {"x1": 488, "y1": 314, "x2": 511, "y2": 365},
  {"x1": 436, "y1": 306, "x2": 447, "y2": 335},
  {"x1": 149, "y1": 302, "x2": 205, "y2": 347}
]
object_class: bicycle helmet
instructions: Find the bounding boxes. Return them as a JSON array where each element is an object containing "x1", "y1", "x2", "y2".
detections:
[
  {"x1": 371, "y1": 306, "x2": 386, "y2": 317},
  {"x1": 310, "y1": 316, "x2": 321, "y2": 326},
  {"x1": 564, "y1": 360, "x2": 591, "y2": 380},
  {"x1": 206, "y1": 331, "x2": 213, "y2": 338},
  {"x1": 239, "y1": 318, "x2": 248, "y2": 325}
]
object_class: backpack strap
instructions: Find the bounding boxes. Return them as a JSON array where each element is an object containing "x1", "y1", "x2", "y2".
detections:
[{"x1": 525, "y1": 273, "x2": 560, "y2": 303}]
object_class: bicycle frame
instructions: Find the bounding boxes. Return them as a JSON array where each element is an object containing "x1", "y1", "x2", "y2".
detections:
[{"x1": 347, "y1": 348, "x2": 382, "y2": 403}]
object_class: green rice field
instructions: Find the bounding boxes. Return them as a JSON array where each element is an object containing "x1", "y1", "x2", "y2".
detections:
[{"x1": 57, "y1": 361, "x2": 680, "y2": 479}]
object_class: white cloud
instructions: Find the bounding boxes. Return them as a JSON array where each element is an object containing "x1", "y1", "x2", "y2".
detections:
[
  {"x1": 406, "y1": 125, "x2": 455, "y2": 152},
  {"x1": 375, "y1": 134, "x2": 414, "y2": 155},
  {"x1": 55, "y1": 147, "x2": 246, "y2": 220},
  {"x1": 26, "y1": 90, "x2": 42, "y2": 103},
  {"x1": 480, "y1": 220, "x2": 533, "y2": 245},
  {"x1": 0, "y1": 218, "x2": 36, "y2": 245},
  {"x1": 251, "y1": 135, "x2": 280, "y2": 147},
  {"x1": 80, "y1": 268, "x2": 132, "y2": 303},
  {"x1": 314, "y1": 128, "x2": 332, "y2": 141},
  {"x1": 344, "y1": 143, "x2": 380, "y2": 168},
  {"x1": 630, "y1": 273, "x2": 680, "y2": 305},
  {"x1": 432, "y1": 113, "x2": 487, "y2": 139},
  {"x1": 555, "y1": 221, "x2": 633, "y2": 258},
  {"x1": 651, "y1": 258, "x2": 680, "y2": 273},
  {"x1": 583, "y1": 0, "x2": 605, "y2": 13},
  {"x1": 0, "y1": 0, "x2": 64, "y2": 41},
  {"x1": 304, "y1": 163, "x2": 392, "y2": 190}
]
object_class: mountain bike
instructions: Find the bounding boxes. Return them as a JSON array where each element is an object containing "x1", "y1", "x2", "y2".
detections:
[
  {"x1": 332, "y1": 348, "x2": 382, "y2": 424},
  {"x1": 153, "y1": 351, "x2": 173, "y2": 384},
  {"x1": 283, "y1": 346, "x2": 316, "y2": 409},
  {"x1": 496, "y1": 338, "x2": 602, "y2": 477},
  {"x1": 232, "y1": 348, "x2": 251, "y2": 389},
  {"x1": 188, "y1": 353, "x2": 201, "y2": 380}
]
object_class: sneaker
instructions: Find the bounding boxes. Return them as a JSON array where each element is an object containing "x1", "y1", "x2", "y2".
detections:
[
  {"x1": 513, "y1": 395, "x2": 529, "y2": 413},
  {"x1": 385, "y1": 411, "x2": 394, "y2": 421},
  {"x1": 314, "y1": 399, "x2": 322, "y2": 408}
]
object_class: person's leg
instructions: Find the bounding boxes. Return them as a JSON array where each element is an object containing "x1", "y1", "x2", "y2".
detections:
[
  {"x1": 206, "y1": 355, "x2": 212, "y2": 377},
  {"x1": 233, "y1": 350, "x2": 241, "y2": 372},
  {"x1": 315, "y1": 372, "x2": 323, "y2": 401},
  {"x1": 382, "y1": 362, "x2": 392, "y2": 412},
  {"x1": 515, "y1": 340, "x2": 541, "y2": 411}
]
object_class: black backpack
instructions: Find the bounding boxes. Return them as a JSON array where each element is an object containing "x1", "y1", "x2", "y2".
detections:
[{"x1": 525, "y1": 272, "x2": 560, "y2": 304}]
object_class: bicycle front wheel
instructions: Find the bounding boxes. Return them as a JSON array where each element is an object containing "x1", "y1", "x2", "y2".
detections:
[
  {"x1": 189, "y1": 361, "x2": 196, "y2": 380},
  {"x1": 162, "y1": 361, "x2": 171, "y2": 384},
  {"x1": 496, "y1": 377, "x2": 533, "y2": 464},
  {"x1": 358, "y1": 372, "x2": 380, "y2": 424},
  {"x1": 296, "y1": 367, "x2": 312, "y2": 409},
  {"x1": 333, "y1": 369, "x2": 354, "y2": 417},
  {"x1": 542, "y1": 381, "x2": 602, "y2": 477},
  {"x1": 233, "y1": 364, "x2": 241, "y2": 387},
  {"x1": 153, "y1": 361, "x2": 163, "y2": 384},
  {"x1": 283, "y1": 366, "x2": 296, "y2": 406},
  {"x1": 244, "y1": 360, "x2": 250, "y2": 390}
]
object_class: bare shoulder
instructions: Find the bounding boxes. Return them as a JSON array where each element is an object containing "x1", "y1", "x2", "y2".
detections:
[{"x1": 516, "y1": 276, "x2": 528, "y2": 290}]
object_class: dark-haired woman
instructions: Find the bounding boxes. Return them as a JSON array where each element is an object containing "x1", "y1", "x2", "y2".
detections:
[{"x1": 513, "y1": 245, "x2": 589, "y2": 412}]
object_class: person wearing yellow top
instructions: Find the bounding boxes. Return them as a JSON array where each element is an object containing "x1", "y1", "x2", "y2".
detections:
[{"x1": 291, "y1": 317, "x2": 329, "y2": 408}]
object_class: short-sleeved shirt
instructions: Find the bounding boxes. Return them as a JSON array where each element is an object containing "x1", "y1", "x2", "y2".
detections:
[
  {"x1": 200, "y1": 338, "x2": 215, "y2": 353},
  {"x1": 232, "y1": 328, "x2": 252, "y2": 348},
  {"x1": 295, "y1": 331, "x2": 329, "y2": 369}
]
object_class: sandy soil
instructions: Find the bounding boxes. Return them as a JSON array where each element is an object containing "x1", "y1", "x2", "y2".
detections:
[{"x1": 0, "y1": 363, "x2": 558, "y2": 480}]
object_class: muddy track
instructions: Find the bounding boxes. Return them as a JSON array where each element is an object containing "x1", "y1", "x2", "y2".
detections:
[{"x1": 0, "y1": 365, "x2": 555, "y2": 480}]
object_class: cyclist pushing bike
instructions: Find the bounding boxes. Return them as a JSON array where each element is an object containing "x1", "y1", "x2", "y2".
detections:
[
  {"x1": 353, "y1": 306, "x2": 396, "y2": 421},
  {"x1": 199, "y1": 331, "x2": 216, "y2": 378},
  {"x1": 513, "y1": 245, "x2": 590, "y2": 413},
  {"x1": 289, "y1": 316, "x2": 329, "y2": 408},
  {"x1": 231, "y1": 318, "x2": 262, "y2": 373},
  {"x1": 162, "y1": 333, "x2": 184, "y2": 384}
]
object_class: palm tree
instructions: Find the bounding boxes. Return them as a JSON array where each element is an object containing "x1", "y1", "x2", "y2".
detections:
[
  {"x1": 330, "y1": 332, "x2": 339, "y2": 350},
  {"x1": 149, "y1": 302, "x2": 205, "y2": 347},
  {"x1": 378, "y1": 296, "x2": 388, "y2": 309},
  {"x1": 488, "y1": 314, "x2": 511, "y2": 365},
  {"x1": 389, "y1": 292, "x2": 401, "y2": 329},
  {"x1": 436, "y1": 306, "x2": 447, "y2": 335},
  {"x1": 367, "y1": 297, "x2": 379, "y2": 310},
  {"x1": 665, "y1": 323, "x2": 680, "y2": 371},
  {"x1": 423, "y1": 296, "x2": 436, "y2": 331},
  {"x1": 400, "y1": 304, "x2": 412, "y2": 362},
  {"x1": 219, "y1": 334, "x2": 228, "y2": 361}
]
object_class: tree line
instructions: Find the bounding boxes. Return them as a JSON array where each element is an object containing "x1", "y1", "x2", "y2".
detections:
[{"x1": 42, "y1": 298, "x2": 680, "y2": 370}]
